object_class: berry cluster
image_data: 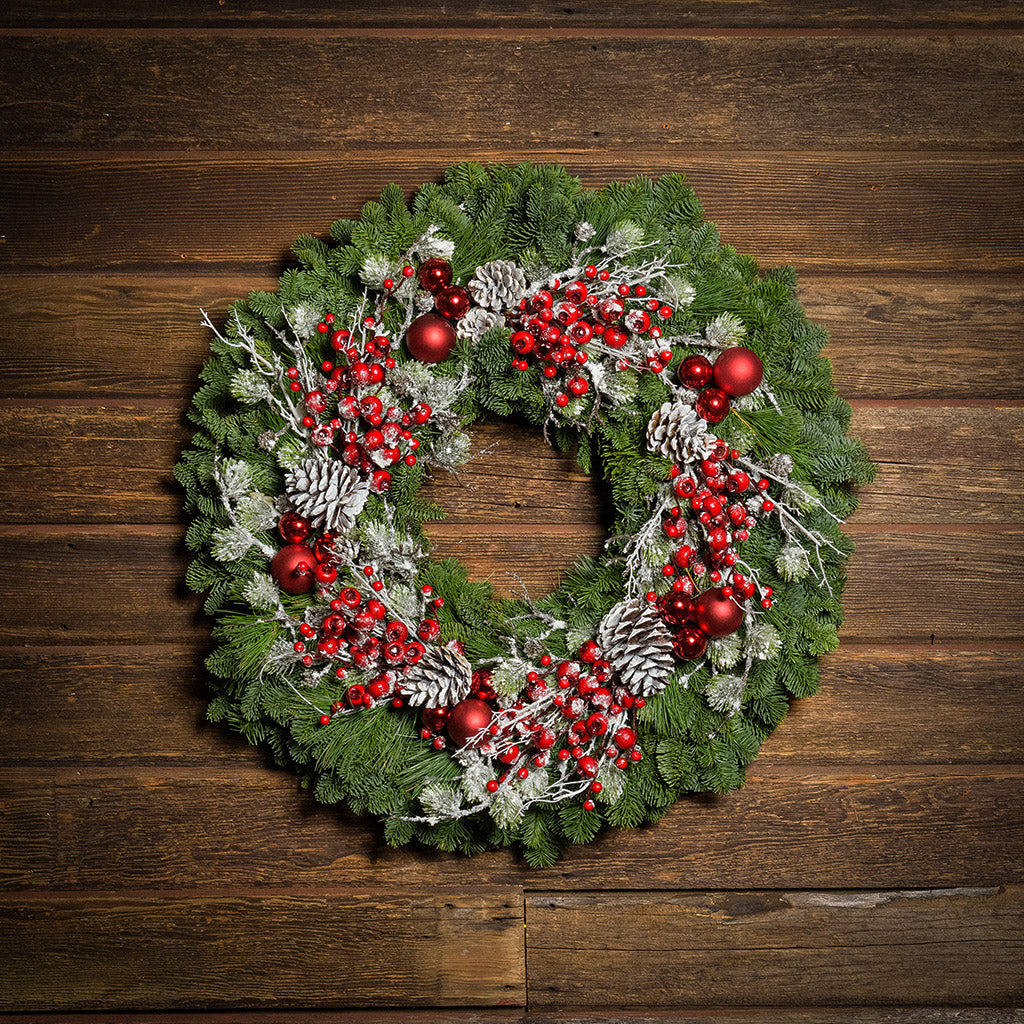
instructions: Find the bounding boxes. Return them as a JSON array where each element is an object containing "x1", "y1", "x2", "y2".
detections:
[
  {"x1": 507, "y1": 272, "x2": 675, "y2": 405},
  {"x1": 418, "y1": 641, "x2": 647, "y2": 803},
  {"x1": 651, "y1": 438, "x2": 775, "y2": 659},
  {"x1": 282, "y1": 313, "x2": 433, "y2": 492}
]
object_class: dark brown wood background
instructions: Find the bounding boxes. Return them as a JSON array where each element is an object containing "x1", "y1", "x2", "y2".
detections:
[{"x1": 1, "y1": 3, "x2": 1023, "y2": 1020}]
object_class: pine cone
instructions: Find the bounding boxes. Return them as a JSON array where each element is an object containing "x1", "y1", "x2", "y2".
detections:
[
  {"x1": 456, "y1": 306, "x2": 502, "y2": 340},
  {"x1": 647, "y1": 400, "x2": 715, "y2": 465},
  {"x1": 285, "y1": 459, "x2": 370, "y2": 533},
  {"x1": 597, "y1": 598, "x2": 676, "y2": 696},
  {"x1": 468, "y1": 259, "x2": 528, "y2": 312},
  {"x1": 402, "y1": 643, "x2": 473, "y2": 707}
]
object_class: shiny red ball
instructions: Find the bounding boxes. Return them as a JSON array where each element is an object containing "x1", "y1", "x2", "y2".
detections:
[
  {"x1": 406, "y1": 312, "x2": 457, "y2": 363},
  {"x1": 434, "y1": 285, "x2": 471, "y2": 320},
  {"x1": 694, "y1": 587, "x2": 745, "y2": 637},
  {"x1": 672, "y1": 626, "x2": 708, "y2": 661},
  {"x1": 658, "y1": 591, "x2": 695, "y2": 626},
  {"x1": 713, "y1": 346, "x2": 764, "y2": 397},
  {"x1": 418, "y1": 257, "x2": 453, "y2": 293},
  {"x1": 678, "y1": 354, "x2": 713, "y2": 390},
  {"x1": 446, "y1": 698, "x2": 494, "y2": 748},
  {"x1": 421, "y1": 706, "x2": 450, "y2": 732},
  {"x1": 696, "y1": 386, "x2": 731, "y2": 424},
  {"x1": 270, "y1": 544, "x2": 316, "y2": 595},
  {"x1": 278, "y1": 512, "x2": 311, "y2": 544}
]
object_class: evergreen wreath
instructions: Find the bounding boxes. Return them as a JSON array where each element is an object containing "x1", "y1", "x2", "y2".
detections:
[{"x1": 178, "y1": 163, "x2": 875, "y2": 866}]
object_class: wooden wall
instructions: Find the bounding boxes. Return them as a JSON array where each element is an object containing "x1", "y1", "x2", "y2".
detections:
[{"x1": 1, "y1": 3, "x2": 1022, "y2": 1020}]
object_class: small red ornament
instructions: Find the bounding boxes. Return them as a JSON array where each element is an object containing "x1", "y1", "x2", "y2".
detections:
[
  {"x1": 270, "y1": 544, "x2": 316, "y2": 595},
  {"x1": 447, "y1": 698, "x2": 494, "y2": 747},
  {"x1": 406, "y1": 313, "x2": 457, "y2": 363},
  {"x1": 694, "y1": 587, "x2": 745, "y2": 637},
  {"x1": 696, "y1": 387, "x2": 731, "y2": 424},
  {"x1": 418, "y1": 257, "x2": 453, "y2": 293},
  {"x1": 434, "y1": 285, "x2": 471, "y2": 320},
  {"x1": 712, "y1": 346, "x2": 764, "y2": 397},
  {"x1": 672, "y1": 626, "x2": 708, "y2": 660},
  {"x1": 421, "y1": 706, "x2": 450, "y2": 732},
  {"x1": 278, "y1": 512, "x2": 310, "y2": 544},
  {"x1": 658, "y1": 591, "x2": 695, "y2": 626},
  {"x1": 678, "y1": 354, "x2": 713, "y2": 390}
]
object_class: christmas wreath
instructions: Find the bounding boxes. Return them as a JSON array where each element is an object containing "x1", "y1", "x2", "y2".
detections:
[{"x1": 178, "y1": 163, "x2": 874, "y2": 865}]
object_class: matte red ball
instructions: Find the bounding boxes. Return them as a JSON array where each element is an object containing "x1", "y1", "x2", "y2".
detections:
[
  {"x1": 278, "y1": 512, "x2": 310, "y2": 544},
  {"x1": 678, "y1": 354, "x2": 713, "y2": 390},
  {"x1": 712, "y1": 346, "x2": 764, "y2": 397},
  {"x1": 418, "y1": 257, "x2": 453, "y2": 293},
  {"x1": 270, "y1": 544, "x2": 316, "y2": 595},
  {"x1": 446, "y1": 698, "x2": 493, "y2": 748},
  {"x1": 434, "y1": 285, "x2": 471, "y2": 320},
  {"x1": 672, "y1": 626, "x2": 708, "y2": 660},
  {"x1": 406, "y1": 312, "x2": 457, "y2": 363},
  {"x1": 658, "y1": 591, "x2": 695, "y2": 626},
  {"x1": 694, "y1": 586, "x2": 745, "y2": 637},
  {"x1": 696, "y1": 386, "x2": 731, "y2": 424}
]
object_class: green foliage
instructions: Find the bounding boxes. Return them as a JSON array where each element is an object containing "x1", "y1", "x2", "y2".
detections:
[{"x1": 177, "y1": 161, "x2": 874, "y2": 866}]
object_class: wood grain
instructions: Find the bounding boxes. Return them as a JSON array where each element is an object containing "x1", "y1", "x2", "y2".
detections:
[
  {"x1": 0, "y1": 525, "x2": 1019, "y2": 642},
  {"x1": 2, "y1": 275, "x2": 1022, "y2": 401},
  {"x1": 526, "y1": 886, "x2": 1024, "y2": 1007},
  {"x1": 2, "y1": 155, "x2": 1022, "y2": 274},
  {"x1": 7, "y1": 2, "x2": 1024, "y2": 29},
  {"x1": 0, "y1": 1010, "x2": 1019, "y2": 1024},
  {"x1": 3, "y1": 646, "x2": 1018, "y2": 768},
  {"x1": 2, "y1": 37, "x2": 1021, "y2": 151},
  {"x1": 2, "y1": 767, "x2": 1020, "y2": 891},
  {"x1": 1, "y1": 404, "x2": 1021, "y2": 523},
  {"x1": 0, "y1": 889, "x2": 526, "y2": 1011}
]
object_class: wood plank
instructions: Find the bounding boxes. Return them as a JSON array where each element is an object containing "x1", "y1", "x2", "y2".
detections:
[
  {"x1": 4, "y1": 646, "x2": 1018, "y2": 768},
  {"x1": 0, "y1": 525, "x2": 1019, "y2": 643},
  {"x1": 1, "y1": 403, "x2": 1022, "y2": 523},
  {"x1": 2, "y1": 155, "x2": 1022, "y2": 274},
  {"x1": 525, "y1": 886, "x2": 1024, "y2": 1007},
  {"x1": 1, "y1": 275, "x2": 1023, "y2": 402},
  {"x1": 2, "y1": 37, "x2": 1022, "y2": 151},
  {"x1": 763, "y1": 647, "x2": 1024, "y2": 764},
  {"x1": 0, "y1": 1010, "x2": 1019, "y2": 1024},
  {"x1": 0, "y1": 889, "x2": 525, "y2": 1011},
  {"x1": 0, "y1": 770, "x2": 54, "y2": 888},
  {"x1": 1, "y1": 767, "x2": 1020, "y2": 890},
  {"x1": 812, "y1": 276, "x2": 1024, "y2": 401},
  {"x1": 7, "y1": 2, "x2": 1024, "y2": 29}
]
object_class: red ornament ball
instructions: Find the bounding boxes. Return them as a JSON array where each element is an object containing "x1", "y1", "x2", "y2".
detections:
[
  {"x1": 278, "y1": 512, "x2": 310, "y2": 544},
  {"x1": 695, "y1": 386, "x2": 731, "y2": 424},
  {"x1": 658, "y1": 591, "x2": 695, "y2": 627},
  {"x1": 270, "y1": 544, "x2": 316, "y2": 595},
  {"x1": 672, "y1": 626, "x2": 708, "y2": 661},
  {"x1": 406, "y1": 313, "x2": 457, "y2": 363},
  {"x1": 446, "y1": 698, "x2": 494, "y2": 748},
  {"x1": 694, "y1": 586, "x2": 745, "y2": 637},
  {"x1": 678, "y1": 353, "x2": 713, "y2": 390},
  {"x1": 434, "y1": 285, "x2": 471, "y2": 320},
  {"x1": 420, "y1": 706, "x2": 450, "y2": 732},
  {"x1": 713, "y1": 346, "x2": 764, "y2": 397},
  {"x1": 418, "y1": 257, "x2": 453, "y2": 293}
]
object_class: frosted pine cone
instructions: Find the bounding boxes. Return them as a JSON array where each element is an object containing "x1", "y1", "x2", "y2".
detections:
[
  {"x1": 647, "y1": 400, "x2": 715, "y2": 465},
  {"x1": 456, "y1": 305, "x2": 502, "y2": 340},
  {"x1": 402, "y1": 643, "x2": 473, "y2": 707},
  {"x1": 468, "y1": 259, "x2": 528, "y2": 312},
  {"x1": 597, "y1": 598, "x2": 675, "y2": 696},
  {"x1": 284, "y1": 459, "x2": 370, "y2": 534}
]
